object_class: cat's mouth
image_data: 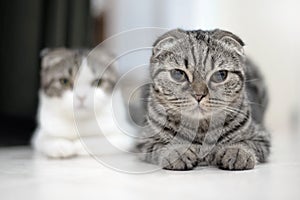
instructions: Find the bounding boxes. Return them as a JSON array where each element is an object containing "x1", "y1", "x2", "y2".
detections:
[
  {"x1": 196, "y1": 105, "x2": 208, "y2": 115},
  {"x1": 191, "y1": 100, "x2": 217, "y2": 116},
  {"x1": 74, "y1": 103, "x2": 87, "y2": 110},
  {"x1": 184, "y1": 103, "x2": 207, "y2": 115},
  {"x1": 178, "y1": 106, "x2": 206, "y2": 120}
]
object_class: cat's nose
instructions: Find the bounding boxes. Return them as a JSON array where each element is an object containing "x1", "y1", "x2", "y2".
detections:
[
  {"x1": 194, "y1": 94, "x2": 206, "y2": 103},
  {"x1": 76, "y1": 95, "x2": 86, "y2": 102}
]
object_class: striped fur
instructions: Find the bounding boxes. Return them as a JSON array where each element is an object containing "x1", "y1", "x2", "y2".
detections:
[{"x1": 136, "y1": 29, "x2": 270, "y2": 170}]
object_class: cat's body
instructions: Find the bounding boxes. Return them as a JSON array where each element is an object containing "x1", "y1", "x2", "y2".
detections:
[
  {"x1": 32, "y1": 48, "x2": 131, "y2": 158},
  {"x1": 136, "y1": 29, "x2": 270, "y2": 170}
]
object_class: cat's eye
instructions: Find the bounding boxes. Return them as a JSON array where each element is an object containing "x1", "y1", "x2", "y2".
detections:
[
  {"x1": 170, "y1": 69, "x2": 187, "y2": 82},
  {"x1": 92, "y1": 79, "x2": 103, "y2": 87},
  {"x1": 210, "y1": 70, "x2": 228, "y2": 83},
  {"x1": 59, "y1": 78, "x2": 71, "y2": 87}
]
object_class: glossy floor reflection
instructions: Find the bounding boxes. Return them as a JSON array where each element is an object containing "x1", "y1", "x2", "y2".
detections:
[{"x1": 1, "y1": 131, "x2": 300, "y2": 200}]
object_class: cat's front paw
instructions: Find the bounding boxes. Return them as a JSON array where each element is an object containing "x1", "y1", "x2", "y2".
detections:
[
  {"x1": 215, "y1": 146, "x2": 256, "y2": 170},
  {"x1": 159, "y1": 146, "x2": 198, "y2": 171},
  {"x1": 44, "y1": 139, "x2": 76, "y2": 158}
]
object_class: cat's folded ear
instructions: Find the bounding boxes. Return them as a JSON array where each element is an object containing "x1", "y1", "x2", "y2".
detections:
[
  {"x1": 87, "y1": 47, "x2": 119, "y2": 85},
  {"x1": 211, "y1": 29, "x2": 245, "y2": 56},
  {"x1": 40, "y1": 47, "x2": 73, "y2": 69},
  {"x1": 152, "y1": 29, "x2": 185, "y2": 57}
]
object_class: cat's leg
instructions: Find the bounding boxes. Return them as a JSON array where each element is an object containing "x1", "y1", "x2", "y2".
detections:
[
  {"x1": 137, "y1": 140, "x2": 201, "y2": 170},
  {"x1": 32, "y1": 129, "x2": 77, "y2": 158},
  {"x1": 159, "y1": 144, "x2": 201, "y2": 170},
  {"x1": 212, "y1": 143, "x2": 256, "y2": 170},
  {"x1": 207, "y1": 131, "x2": 270, "y2": 170}
]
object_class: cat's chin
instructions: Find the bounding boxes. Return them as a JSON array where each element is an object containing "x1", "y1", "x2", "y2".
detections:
[
  {"x1": 180, "y1": 107, "x2": 208, "y2": 120},
  {"x1": 73, "y1": 106, "x2": 96, "y2": 119}
]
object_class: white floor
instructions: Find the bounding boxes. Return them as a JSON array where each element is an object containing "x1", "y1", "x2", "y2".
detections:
[{"x1": 1, "y1": 131, "x2": 300, "y2": 200}]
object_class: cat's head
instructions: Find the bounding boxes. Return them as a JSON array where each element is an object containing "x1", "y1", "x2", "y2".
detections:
[
  {"x1": 150, "y1": 29, "x2": 246, "y2": 118},
  {"x1": 40, "y1": 47, "x2": 117, "y2": 115}
]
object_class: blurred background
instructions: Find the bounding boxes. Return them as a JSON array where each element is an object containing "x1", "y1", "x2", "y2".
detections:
[{"x1": 0, "y1": 0, "x2": 299, "y2": 146}]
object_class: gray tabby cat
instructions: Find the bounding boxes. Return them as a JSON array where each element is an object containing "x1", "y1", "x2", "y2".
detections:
[{"x1": 136, "y1": 28, "x2": 270, "y2": 170}]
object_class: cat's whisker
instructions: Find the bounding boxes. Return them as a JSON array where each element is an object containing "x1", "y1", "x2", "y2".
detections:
[
  {"x1": 222, "y1": 106, "x2": 249, "y2": 118},
  {"x1": 136, "y1": 28, "x2": 270, "y2": 171},
  {"x1": 208, "y1": 99, "x2": 232, "y2": 104},
  {"x1": 34, "y1": 47, "x2": 134, "y2": 159},
  {"x1": 244, "y1": 78, "x2": 261, "y2": 83},
  {"x1": 246, "y1": 100, "x2": 265, "y2": 107}
]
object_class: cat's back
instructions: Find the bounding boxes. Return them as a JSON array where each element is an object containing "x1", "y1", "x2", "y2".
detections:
[{"x1": 244, "y1": 58, "x2": 268, "y2": 124}]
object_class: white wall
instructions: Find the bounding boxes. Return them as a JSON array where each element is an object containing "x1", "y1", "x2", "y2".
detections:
[
  {"x1": 208, "y1": 0, "x2": 300, "y2": 132},
  {"x1": 102, "y1": 0, "x2": 300, "y2": 131}
]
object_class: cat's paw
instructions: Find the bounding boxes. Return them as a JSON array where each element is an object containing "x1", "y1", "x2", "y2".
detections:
[
  {"x1": 74, "y1": 139, "x2": 90, "y2": 156},
  {"x1": 159, "y1": 146, "x2": 198, "y2": 171},
  {"x1": 43, "y1": 139, "x2": 76, "y2": 158},
  {"x1": 215, "y1": 145, "x2": 256, "y2": 170}
]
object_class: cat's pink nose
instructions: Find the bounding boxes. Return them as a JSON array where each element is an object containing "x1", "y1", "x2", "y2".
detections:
[
  {"x1": 76, "y1": 95, "x2": 86, "y2": 103},
  {"x1": 194, "y1": 94, "x2": 206, "y2": 103}
]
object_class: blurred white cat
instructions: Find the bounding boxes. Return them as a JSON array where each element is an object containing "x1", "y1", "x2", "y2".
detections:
[{"x1": 32, "y1": 48, "x2": 133, "y2": 158}]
